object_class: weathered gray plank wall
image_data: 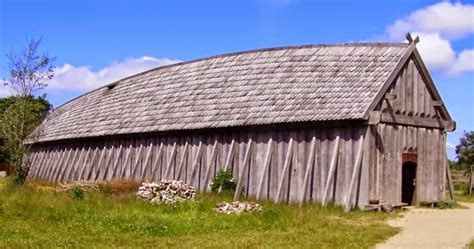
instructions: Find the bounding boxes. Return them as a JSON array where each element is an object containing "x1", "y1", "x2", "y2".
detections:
[
  {"x1": 370, "y1": 57, "x2": 447, "y2": 204},
  {"x1": 28, "y1": 125, "x2": 369, "y2": 207},
  {"x1": 367, "y1": 124, "x2": 446, "y2": 204}
]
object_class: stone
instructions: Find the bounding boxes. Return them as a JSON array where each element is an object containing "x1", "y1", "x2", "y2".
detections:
[{"x1": 137, "y1": 180, "x2": 196, "y2": 205}]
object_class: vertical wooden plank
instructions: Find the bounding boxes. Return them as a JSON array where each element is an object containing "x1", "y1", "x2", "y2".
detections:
[
  {"x1": 322, "y1": 135, "x2": 340, "y2": 207},
  {"x1": 234, "y1": 138, "x2": 253, "y2": 200},
  {"x1": 203, "y1": 140, "x2": 218, "y2": 191},
  {"x1": 406, "y1": 60, "x2": 414, "y2": 115},
  {"x1": 357, "y1": 126, "x2": 370, "y2": 208},
  {"x1": 319, "y1": 129, "x2": 328, "y2": 200},
  {"x1": 269, "y1": 130, "x2": 278, "y2": 201},
  {"x1": 344, "y1": 134, "x2": 364, "y2": 212},
  {"x1": 256, "y1": 137, "x2": 273, "y2": 200},
  {"x1": 175, "y1": 142, "x2": 189, "y2": 180},
  {"x1": 190, "y1": 141, "x2": 203, "y2": 187},
  {"x1": 163, "y1": 142, "x2": 177, "y2": 180},
  {"x1": 311, "y1": 129, "x2": 321, "y2": 201},
  {"x1": 300, "y1": 135, "x2": 316, "y2": 205},
  {"x1": 275, "y1": 138, "x2": 294, "y2": 203},
  {"x1": 60, "y1": 146, "x2": 79, "y2": 182},
  {"x1": 289, "y1": 131, "x2": 301, "y2": 202}
]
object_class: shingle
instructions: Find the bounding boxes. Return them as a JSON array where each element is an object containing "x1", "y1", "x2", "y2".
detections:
[{"x1": 29, "y1": 43, "x2": 408, "y2": 143}]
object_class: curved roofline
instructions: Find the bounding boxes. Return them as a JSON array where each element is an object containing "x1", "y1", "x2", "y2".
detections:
[{"x1": 51, "y1": 42, "x2": 408, "y2": 112}]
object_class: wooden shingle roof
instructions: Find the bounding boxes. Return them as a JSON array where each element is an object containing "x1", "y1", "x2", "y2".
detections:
[{"x1": 31, "y1": 43, "x2": 411, "y2": 143}]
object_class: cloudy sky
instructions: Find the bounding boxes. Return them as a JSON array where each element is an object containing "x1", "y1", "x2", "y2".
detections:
[{"x1": 0, "y1": 0, "x2": 473, "y2": 158}]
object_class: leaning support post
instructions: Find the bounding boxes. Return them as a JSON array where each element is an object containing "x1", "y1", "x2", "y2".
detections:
[
  {"x1": 203, "y1": 140, "x2": 219, "y2": 191},
  {"x1": 233, "y1": 138, "x2": 253, "y2": 201},
  {"x1": 175, "y1": 142, "x2": 189, "y2": 180},
  {"x1": 322, "y1": 135, "x2": 340, "y2": 207},
  {"x1": 218, "y1": 139, "x2": 235, "y2": 193},
  {"x1": 344, "y1": 134, "x2": 365, "y2": 212},
  {"x1": 163, "y1": 142, "x2": 177, "y2": 179},
  {"x1": 256, "y1": 138, "x2": 273, "y2": 200},
  {"x1": 299, "y1": 136, "x2": 316, "y2": 206},
  {"x1": 275, "y1": 138, "x2": 294, "y2": 204},
  {"x1": 445, "y1": 157, "x2": 456, "y2": 202}
]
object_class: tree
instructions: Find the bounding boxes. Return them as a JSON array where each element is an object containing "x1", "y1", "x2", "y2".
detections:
[
  {"x1": 455, "y1": 131, "x2": 474, "y2": 195},
  {"x1": 1, "y1": 37, "x2": 54, "y2": 184}
]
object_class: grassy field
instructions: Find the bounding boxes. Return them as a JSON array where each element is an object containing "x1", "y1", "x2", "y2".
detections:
[
  {"x1": 456, "y1": 192, "x2": 474, "y2": 203},
  {"x1": 0, "y1": 178, "x2": 399, "y2": 248}
]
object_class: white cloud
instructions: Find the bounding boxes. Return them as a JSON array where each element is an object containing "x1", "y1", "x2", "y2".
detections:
[
  {"x1": 414, "y1": 32, "x2": 456, "y2": 71},
  {"x1": 450, "y1": 49, "x2": 474, "y2": 74},
  {"x1": 385, "y1": 2, "x2": 474, "y2": 75},
  {"x1": 0, "y1": 83, "x2": 11, "y2": 97},
  {"x1": 48, "y1": 56, "x2": 180, "y2": 92},
  {"x1": 446, "y1": 142, "x2": 456, "y2": 149},
  {"x1": 388, "y1": 2, "x2": 474, "y2": 41}
]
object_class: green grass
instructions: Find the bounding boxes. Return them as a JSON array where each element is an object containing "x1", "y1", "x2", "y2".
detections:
[
  {"x1": 456, "y1": 192, "x2": 474, "y2": 203},
  {"x1": 0, "y1": 178, "x2": 399, "y2": 248}
]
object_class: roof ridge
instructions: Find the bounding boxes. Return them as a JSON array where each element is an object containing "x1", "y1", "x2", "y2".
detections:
[{"x1": 104, "y1": 42, "x2": 408, "y2": 88}]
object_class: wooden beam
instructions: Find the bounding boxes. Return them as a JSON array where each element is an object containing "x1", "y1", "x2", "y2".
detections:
[
  {"x1": 175, "y1": 142, "x2": 189, "y2": 180},
  {"x1": 203, "y1": 140, "x2": 219, "y2": 191},
  {"x1": 234, "y1": 138, "x2": 253, "y2": 201},
  {"x1": 446, "y1": 158, "x2": 456, "y2": 202},
  {"x1": 380, "y1": 113, "x2": 445, "y2": 129},
  {"x1": 139, "y1": 142, "x2": 154, "y2": 178},
  {"x1": 433, "y1": 100, "x2": 443, "y2": 107},
  {"x1": 344, "y1": 135, "x2": 365, "y2": 212},
  {"x1": 98, "y1": 144, "x2": 115, "y2": 180},
  {"x1": 108, "y1": 144, "x2": 123, "y2": 180},
  {"x1": 300, "y1": 136, "x2": 316, "y2": 206},
  {"x1": 223, "y1": 139, "x2": 235, "y2": 172},
  {"x1": 150, "y1": 143, "x2": 164, "y2": 179},
  {"x1": 60, "y1": 147, "x2": 80, "y2": 181},
  {"x1": 322, "y1": 135, "x2": 340, "y2": 207},
  {"x1": 256, "y1": 138, "x2": 273, "y2": 200},
  {"x1": 90, "y1": 145, "x2": 108, "y2": 180},
  {"x1": 119, "y1": 144, "x2": 134, "y2": 179},
  {"x1": 130, "y1": 143, "x2": 144, "y2": 179},
  {"x1": 190, "y1": 141, "x2": 203, "y2": 186},
  {"x1": 384, "y1": 93, "x2": 397, "y2": 100},
  {"x1": 163, "y1": 142, "x2": 177, "y2": 180},
  {"x1": 218, "y1": 139, "x2": 235, "y2": 193},
  {"x1": 368, "y1": 111, "x2": 381, "y2": 125},
  {"x1": 51, "y1": 148, "x2": 73, "y2": 181},
  {"x1": 275, "y1": 138, "x2": 294, "y2": 204},
  {"x1": 80, "y1": 145, "x2": 99, "y2": 180}
]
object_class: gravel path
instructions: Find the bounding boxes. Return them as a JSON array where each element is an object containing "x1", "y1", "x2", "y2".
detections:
[{"x1": 377, "y1": 202, "x2": 474, "y2": 249}]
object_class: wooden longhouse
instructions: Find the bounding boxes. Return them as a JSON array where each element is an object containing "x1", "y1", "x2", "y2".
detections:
[{"x1": 26, "y1": 38, "x2": 456, "y2": 210}]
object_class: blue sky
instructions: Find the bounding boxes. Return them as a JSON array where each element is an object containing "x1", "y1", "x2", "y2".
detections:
[{"x1": 0, "y1": 0, "x2": 473, "y2": 158}]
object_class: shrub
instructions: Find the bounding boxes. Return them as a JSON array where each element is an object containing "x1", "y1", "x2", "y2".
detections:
[
  {"x1": 70, "y1": 186, "x2": 85, "y2": 200},
  {"x1": 210, "y1": 169, "x2": 237, "y2": 193}
]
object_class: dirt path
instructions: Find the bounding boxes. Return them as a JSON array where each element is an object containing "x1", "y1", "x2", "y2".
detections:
[{"x1": 377, "y1": 202, "x2": 474, "y2": 249}]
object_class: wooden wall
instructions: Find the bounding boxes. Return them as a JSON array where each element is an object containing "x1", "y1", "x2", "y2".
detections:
[
  {"x1": 371, "y1": 56, "x2": 448, "y2": 204},
  {"x1": 366, "y1": 124, "x2": 446, "y2": 204},
  {"x1": 28, "y1": 125, "x2": 369, "y2": 208},
  {"x1": 27, "y1": 56, "x2": 451, "y2": 207}
]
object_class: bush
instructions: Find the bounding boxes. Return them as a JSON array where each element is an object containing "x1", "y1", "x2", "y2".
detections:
[
  {"x1": 70, "y1": 186, "x2": 85, "y2": 200},
  {"x1": 210, "y1": 169, "x2": 237, "y2": 193}
]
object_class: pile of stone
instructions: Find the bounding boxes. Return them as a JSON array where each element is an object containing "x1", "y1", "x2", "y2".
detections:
[
  {"x1": 137, "y1": 180, "x2": 196, "y2": 205},
  {"x1": 214, "y1": 201, "x2": 262, "y2": 214}
]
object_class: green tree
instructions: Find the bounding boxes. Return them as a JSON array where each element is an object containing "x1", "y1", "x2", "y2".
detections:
[
  {"x1": 455, "y1": 131, "x2": 474, "y2": 195},
  {"x1": 1, "y1": 37, "x2": 54, "y2": 184}
]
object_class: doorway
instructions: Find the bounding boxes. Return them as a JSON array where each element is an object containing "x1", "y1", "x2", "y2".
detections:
[{"x1": 402, "y1": 161, "x2": 417, "y2": 205}]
